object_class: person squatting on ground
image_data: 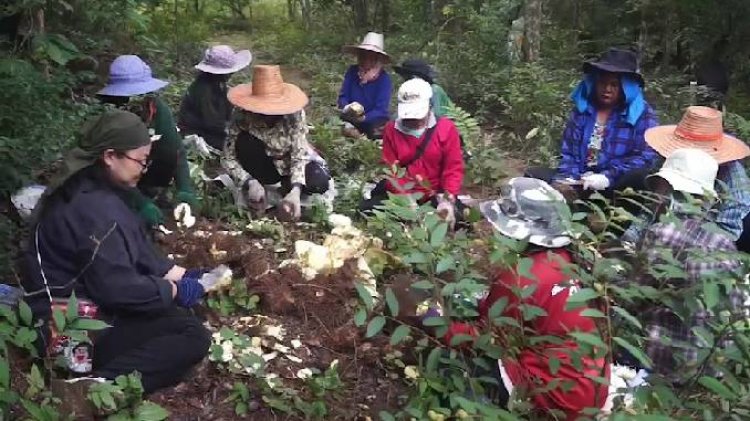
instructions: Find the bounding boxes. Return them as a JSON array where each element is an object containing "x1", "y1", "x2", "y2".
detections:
[
  {"x1": 527, "y1": 48, "x2": 659, "y2": 200},
  {"x1": 21, "y1": 111, "x2": 210, "y2": 394},
  {"x1": 615, "y1": 148, "x2": 747, "y2": 384},
  {"x1": 223, "y1": 65, "x2": 331, "y2": 221},
  {"x1": 633, "y1": 106, "x2": 750, "y2": 252},
  {"x1": 338, "y1": 32, "x2": 393, "y2": 140},
  {"x1": 98, "y1": 55, "x2": 198, "y2": 227},
  {"x1": 444, "y1": 178, "x2": 609, "y2": 420},
  {"x1": 393, "y1": 58, "x2": 455, "y2": 118},
  {"x1": 359, "y1": 78, "x2": 464, "y2": 228},
  {"x1": 178, "y1": 45, "x2": 252, "y2": 151}
]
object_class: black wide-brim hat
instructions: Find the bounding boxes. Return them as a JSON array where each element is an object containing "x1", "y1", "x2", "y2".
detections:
[
  {"x1": 394, "y1": 58, "x2": 437, "y2": 84},
  {"x1": 583, "y1": 48, "x2": 644, "y2": 86}
]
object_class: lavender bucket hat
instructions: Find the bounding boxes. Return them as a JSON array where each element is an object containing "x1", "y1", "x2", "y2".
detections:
[
  {"x1": 195, "y1": 45, "x2": 252, "y2": 74},
  {"x1": 98, "y1": 55, "x2": 168, "y2": 97}
]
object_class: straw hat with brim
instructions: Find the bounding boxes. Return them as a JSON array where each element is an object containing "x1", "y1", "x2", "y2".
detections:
[
  {"x1": 195, "y1": 45, "x2": 252, "y2": 74},
  {"x1": 342, "y1": 32, "x2": 390, "y2": 63},
  {"x1": 98, "y1": 55, "x2": 169, "y2": 97},
  {"x1": 645, "y1": 106, "x2": 750, "y2": 164},
  {"x1": 479, "y1": 177, "x2": 572, "y2": 248},
  {"x1": 228, "y1": 65, "x2": 308, "y2": 116},
  {"x1": 646, "y1": 148, "x2": 718, "y2": 197},
  {"x1": 583, "y1": 48, "x2": 644, "y2": 86}
]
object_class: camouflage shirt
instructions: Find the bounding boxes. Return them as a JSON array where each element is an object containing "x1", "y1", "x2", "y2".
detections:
[{"x1": 223, "y1": 110, "x2": 309, "y2": 186}]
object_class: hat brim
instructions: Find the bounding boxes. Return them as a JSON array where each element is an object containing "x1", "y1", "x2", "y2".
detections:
[
  {"x1": 398, "y1": 100, "x2": 430, "y2": 120},
  {"x1": 97, "y1": 78, "x2": 169, "y2": 97},
  {"x1": 342, "y1": 45, "x2": 391, "y2": 63},
  {"x1": 645, "y1": 125, "x2": 750, "y2": 164},
  {"x1": 228, "y1": 83, "x2": 309, "y2": 115},
  {"x1": 646, "y1": 169, "x2": 716, "y2": 197},
  {"x1": 195, "y1": 50, "x2": 253, "y2": 74},
  {"x1": 583, "y1": 62, "x2": 644, "y2": 85},
  {"x1": 479, "y1": 200, "x2": 571, "y2": 248}
]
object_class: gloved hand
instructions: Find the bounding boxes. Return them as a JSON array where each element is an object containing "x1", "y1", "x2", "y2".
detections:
[
  {"x1": 435, "y1": 195, "x2": 456, "y2": 229},
  {"x1": 342, "y1": 102, "x2": 365, "y2": 122},
  {"x1": 139, "y1": 200, "x2": 164, "y2": 227},
  {"x1": 176, "y1": 190, "x2": 199, "y2": 208},
  {"x1": 280, "y1": 186, "x2": 302, "y2": 221},
  {"x1": 244, "y1": 178, "x2": 266, "y2": 211},
  {"x1": 174, "y1": 277, "x2": 205, "y2": 308},
  {"x1": 581, "y1": 172, "x2": 610, "y2": 191},
  {"x1": 184, "y1": 268, "x2": 209, "y2": 280}
]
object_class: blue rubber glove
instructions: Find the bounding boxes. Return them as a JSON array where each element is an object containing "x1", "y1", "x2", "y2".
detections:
[
  {"x1": 175, "y1": 277, "x2": 205, "y2": 308},
  {"x1": 184, "y1": 268, "x2": 209, "y2": 280}
]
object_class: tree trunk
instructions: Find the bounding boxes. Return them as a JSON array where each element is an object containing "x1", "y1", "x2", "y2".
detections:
[
  {"x1": 287, "y1": 0, "x2": 296, "y2": 20},
  {"x1": 299, "y1": 0, "x2": 312, "y2": 30},
  {"x1": 352, "y1": 0, "x2": 368, "y2": 28},
  {"x1": 522, "y1": 0, "x2": 542, "y2": 62},
  {"x1": 376, "y1": 0, "x2": 390, "y2": 31}
]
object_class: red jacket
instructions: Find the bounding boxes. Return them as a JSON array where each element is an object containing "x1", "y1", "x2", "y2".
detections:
[
  {"x1": 447, "y1": 249, "x2": 609, "y2": 420},
  {"x1": 381, "y1": 118, "x2": 464, "y2": 197}
]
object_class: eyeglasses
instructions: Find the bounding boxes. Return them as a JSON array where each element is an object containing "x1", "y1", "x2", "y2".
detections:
[{"x1": 121, "y1": 154, "x2": 152, "y2": 171}]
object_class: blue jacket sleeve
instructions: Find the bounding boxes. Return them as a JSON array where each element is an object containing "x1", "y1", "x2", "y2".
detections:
[
  {"x1": 556, "y1": 111, "x2": 584, "y2": 180},
  {"x1": 601, "y1": 105, "x2": 660, "y2": 183},
  {"x1": 337, "y1": 66, "x2": 356, "y2": 109},
  {"x1": 363, "y1": 71, "x2": 392, "y2": 124}
]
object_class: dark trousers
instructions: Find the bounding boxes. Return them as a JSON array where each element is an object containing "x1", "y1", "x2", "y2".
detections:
[
  {"x1": 736, "y1": 214, "x2": 750, "y2": 253},
  {"x1": 235, "y1": 131, "x2": 330, "y2": 195},
  {"x1": 92, "y1": 307, "x2": 210, "y2": 394}
]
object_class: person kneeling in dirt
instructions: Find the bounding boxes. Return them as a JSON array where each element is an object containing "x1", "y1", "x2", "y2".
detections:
[
  {"x1": 526, "y1": 48, "x2": 659, "y2": 200},
  {"x1": 614, "y1": 148, "x2": 745, "y2": 384},
  {"x1": 21, "y1": 111, "x2": 210, "y2": 394},
  {"x1": 338, "y1": 32, "x2": 392, "y2": 140},
  {"x1": 444, "y1": 177, "x2": 609, "y2": 419},
  {"x1": 98, "y1": 55, "x2": 199, "y2": 228},
  {"x1": 360, "y1": 78, "x2": 464, "y2": 228},
  {"x1": 178, "y1": 45, "x2": 252, "y2": 152},
  {"x1": 223, "y1": 65, "x2": 331, "y2": 221}
]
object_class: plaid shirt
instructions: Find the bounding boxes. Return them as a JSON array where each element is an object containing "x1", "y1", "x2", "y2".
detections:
[
  {"x1": 715, "y1": 160, "x2": 750, "y2": 240},
  {"x1": 633, "y1": 215, "x2": 745, "y2": 381},
  {"x1": 223, "y1": 110, "x2": 309, "y2": 186},
  {"x1": 556, "y1": 104, "x2": 659, "y2": 184}
]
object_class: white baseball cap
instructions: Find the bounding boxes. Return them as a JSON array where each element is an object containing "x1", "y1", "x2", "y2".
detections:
[
  {"x1": 397, "y1": 78, "x2": 432, "y2": 120},
  {"x1": 647, "y1": 148, "x2": 718, "y2": 196}
]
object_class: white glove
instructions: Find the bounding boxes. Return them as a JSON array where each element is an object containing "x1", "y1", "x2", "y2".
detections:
[
  {"x1": 173, "y1": 203, "x2": 196, "y2": 228},
  {"x1": 244, "y1": 178, "x2": 266, "y2": 210},
  {"x1": 280, "y1": 186, "x2": 302, "y2": 221},
  {"x1": 436, "y1": 196, "x2": 456, "y2": 229},
  {"x1": 198, "y1": 265, "x2": 233, "y2": 292},
  {"x1": 581, "y1": 173, "x2": 610, "y2": 191}
]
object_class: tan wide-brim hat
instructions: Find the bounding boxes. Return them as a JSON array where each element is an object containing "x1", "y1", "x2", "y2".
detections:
[
  {"x1": 228, "y1": 65, "x2": 308, "y2": 115},
  {"x1": 645, "y1": 106, "x2": 750, "y2": 164},
  {"x1": 342, "y1": 32, "x2": 390, "y2": 63}
]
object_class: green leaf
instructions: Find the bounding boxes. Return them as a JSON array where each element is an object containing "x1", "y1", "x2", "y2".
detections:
[
  {"x1": 18, "y1": 301, "x2": 33, "y2": 326},
  {"x1": 385, "y1": 288, "x2": 399, "y2": 317},
  {"x1": 449, "y1": 334, "x2": 474, "y2": 347},
  {"x1": 580, "y1": 309, "x2": 606, "y2": 318},
  {"x1": 354, "y1": 282, "x2": 375, "y2": 310},
  {"x1": 565, "y1": 288, "x2": 599, "y2": 310},
  {"x1": 516, "y1": 257, "x2": 535, "y2": 280},
  {"x1": 435, "y1": 255, "x2": 454, "y2": 274},
  {"x1": 425, "y1": 347, "x2": 442, "y2": 373},
  {"x1": 379, "y1": 411, "x2": 396, "y2": 421},
  {"x1": 68, "y1": 318, "x2": 110, "y2": 331},
  {"x1": 612, "y1": 306, "x2": 642, "y2": 330},
  {"x1": 430, "y1": 222, "x2": 448, "y2": 248},
  {"x1": 698, "y1": 376, "x2": 737, "y2": 400},
  {"x1": 134, "y1": 401, "x2": 170, "y2": 421},
  {"x1": 703, "y1": 281, "x2": 719, "y2": 310},
  {"x1": 52, "y1": 309, "x2": 65, "y2": 333},
  {"x1": 487, "y1": 297, "x2": 508, "y2": 320},
  {"x1": 569, "y1": 332, "x2": 606, "y2": 349},
  {"x1": 410, "y1": 280, "x2": 434, "y2": 290},
  {"x1": 354, "y1": 307, "x2": 367, "y2": 327},
  {"x1": 0, "y1": 359, "x2": 9, "y2": 388},
  {"x1": 422, "y1": 316, "x2": 446, "y2": 327},
  {"x1": 613, "y1": 337, "x2": 652, "y2": 369},
  {"x1": 66, "y1": 292, "x2": 79, "y2": 322},
  {"x1": 366, "y1": 316, "x2": 386, "y2": 338},
  {"x1": 390, "y1": 325, "x2": 410, "y2": 345},
  {"x1": 548, "y1": 356, "x2": 561, "y2": 375}
]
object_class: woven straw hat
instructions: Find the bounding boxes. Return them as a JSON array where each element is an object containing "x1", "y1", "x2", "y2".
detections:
[
  {"x1": 342, "y1": 32, "x2": 390, "y2": 62},
  {"x1": 645, "y1": 106, "x2": 750, "y2": 164},
  {"x1": 228, "y1": 65, "x2": 308, "y2": 115}
]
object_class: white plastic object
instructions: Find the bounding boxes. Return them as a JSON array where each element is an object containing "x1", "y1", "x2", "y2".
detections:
[
  {"x1": 11, "y1": 185, "x2": 46, "y2": 220},
  {"x1": 173, "y1": 203, "x2": 196, "y2": 228},
  {"x1": 198, "y1": 264, "x2": 233, "y2": 292}
]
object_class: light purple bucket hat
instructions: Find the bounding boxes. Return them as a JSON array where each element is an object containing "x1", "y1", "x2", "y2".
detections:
[
  {"x1": 195, "y1": 45, "x2": 252, "y2": 75},
  {"x1": 98, "y1": 55, "x2": 168, "y2": 97}
]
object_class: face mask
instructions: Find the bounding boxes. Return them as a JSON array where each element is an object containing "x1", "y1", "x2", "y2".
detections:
[{"x1": 402, "y1": 126, "x2": 426, "y2": 138}]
